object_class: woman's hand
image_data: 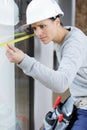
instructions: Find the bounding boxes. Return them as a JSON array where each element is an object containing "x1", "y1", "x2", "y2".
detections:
[{"x1": 6, "y1": 44, "x2": 25, "y2": 64}]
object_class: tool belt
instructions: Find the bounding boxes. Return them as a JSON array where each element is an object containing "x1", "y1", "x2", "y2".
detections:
[
  {"x1": 75, "y1": 97, "x2": 87, "y2": 108},
  {"x1": 43, "y1": 96, "x2": 76, "y2": 130}
]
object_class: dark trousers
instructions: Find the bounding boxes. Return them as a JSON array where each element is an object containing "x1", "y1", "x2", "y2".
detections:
[{"x1": 68, "y1": 108, "x2": 87, "y2": 130}]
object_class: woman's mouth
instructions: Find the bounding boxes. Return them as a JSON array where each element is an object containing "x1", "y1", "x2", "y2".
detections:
[{"x1": 39, "y1": 36, "x2": 47, "y2": 41}]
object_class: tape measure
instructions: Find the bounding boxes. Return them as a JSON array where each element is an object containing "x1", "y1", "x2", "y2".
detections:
[{"x1": 0, "y1": 32, "x2": 35, "y2": 48}]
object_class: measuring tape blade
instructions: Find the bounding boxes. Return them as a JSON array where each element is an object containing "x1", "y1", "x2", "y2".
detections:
[{"x1": 0, "y1": 33, "x2": 35, "y2": 48}]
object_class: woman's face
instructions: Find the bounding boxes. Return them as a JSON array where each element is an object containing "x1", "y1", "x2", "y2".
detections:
[{"x1": 31, "y1": 19, "x2": 59, "y2": 44}]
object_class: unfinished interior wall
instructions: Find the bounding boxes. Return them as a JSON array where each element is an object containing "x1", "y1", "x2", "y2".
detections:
[
  {"x1": 15, "y1": 1, "x2": 30, "y2": 130},
  {"x1": 75, "y1": 0, "x2": 87, "y2": 34}
]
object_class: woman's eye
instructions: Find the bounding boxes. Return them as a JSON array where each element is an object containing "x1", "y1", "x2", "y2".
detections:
[{"x1": 40, "y1": 25, "x2": 46, "y2": 29}]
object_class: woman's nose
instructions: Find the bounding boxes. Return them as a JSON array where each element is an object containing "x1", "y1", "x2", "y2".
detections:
[{"x1": 35, "y1": 28, "x2": 42, "y2": 37}]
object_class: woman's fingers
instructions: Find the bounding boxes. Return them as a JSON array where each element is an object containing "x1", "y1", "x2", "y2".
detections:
[
  {"x1": 6, "y1": 45, "x2": 25, "y2": 64},
  {"x1": 7, "y1": 44, "x2": 19, "y2": 52}
]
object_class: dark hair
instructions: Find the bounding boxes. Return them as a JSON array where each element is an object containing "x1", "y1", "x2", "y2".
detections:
[{"x1": 49, "y1": 15, "x2": 63, "y2": 26}]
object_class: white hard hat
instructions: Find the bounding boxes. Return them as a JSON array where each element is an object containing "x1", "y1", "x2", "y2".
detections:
[
  {"x1": 26, "y1": 0, "x2": 64, "y2": 25},
  {"x1": 0, "y1": 0, "x2": 19, "y2": 26}
]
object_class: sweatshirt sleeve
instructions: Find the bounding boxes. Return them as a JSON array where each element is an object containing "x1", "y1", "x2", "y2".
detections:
[{"x1": 17, "y1": 42, "x2": 83, "y2": 93}]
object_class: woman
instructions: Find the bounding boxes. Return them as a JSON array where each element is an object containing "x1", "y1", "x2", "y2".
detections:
[{"x1": 6, "y1": 0, "x2": 87, "y2": 130}]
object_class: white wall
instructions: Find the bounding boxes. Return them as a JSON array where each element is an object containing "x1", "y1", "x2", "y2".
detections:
[
  {"x1": 0, "y1": 25, "x2": 15, "y2": 130},
  {"x1": 34, "y1": 37, "x2": 53, "y2": 130}
]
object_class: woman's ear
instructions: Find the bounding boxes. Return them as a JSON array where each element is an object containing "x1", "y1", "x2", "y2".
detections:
[{"x1": 55, "y1": 17, "x2": 60, "y2": 25}]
